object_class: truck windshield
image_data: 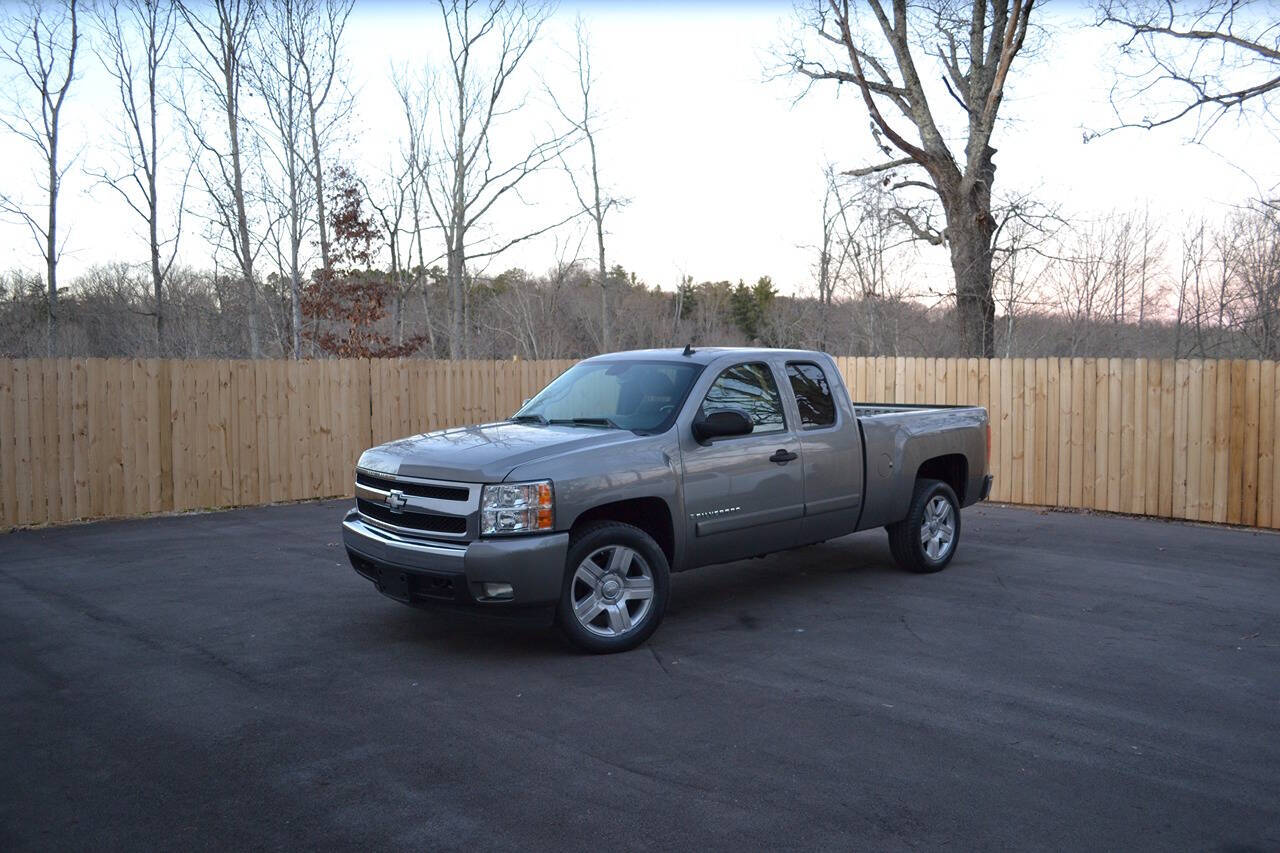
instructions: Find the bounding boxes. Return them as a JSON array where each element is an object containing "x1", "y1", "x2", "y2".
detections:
[{"x1": 513, "y1": 360, "x2": 702, "y2": 433}]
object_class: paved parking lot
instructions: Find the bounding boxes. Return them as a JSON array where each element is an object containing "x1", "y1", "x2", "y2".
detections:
[{"x1": 1, "y1": 500, "x2": 1277, "y2": 850}]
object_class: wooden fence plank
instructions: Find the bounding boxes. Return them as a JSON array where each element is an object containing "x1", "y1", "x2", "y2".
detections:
[
  {"x1": 1011, "y1": 359, "x2": 1024, "y2": 504},
  {"x1": 27, "y1": 361, "x2": 48, "y2": 524},
  {"x1": 1143, "y1": 359, "x2": 1160, "y2": 516},
  {"x1": 71, "y1": 359, "x2": 90, "y2": 519},
  {"x1": 1118, "y1": 359, "x2": 1135, "y2": 513},
  {"x1": 49, "y1": 360, "x2": 69, "y2": 523},
  {"x1": 1212, "y1": 361, "x2": 1231, "y2": 523},
  {"x1": 13, "y1": 362, "x2": 33, "y2": 525},
  {"x1": 1032, "y1": 358, "x2": 1048, "y2": 504},
  {"x1": 1107, "y1": 358, "x2": 1122, "y2": 513},
  {"x1": 1093, "y1": 359, "x2": 1108, "y2": 510},
  {"x1": 1242, "y1": 360, "x2": 1260, "y2": 527},
  {"x1": 1130, "y1": 359, "x2": 1145, "y2": 514},
  {"x1": 1159, "y1": 359, "x2": 1176, "y2": 517},
  {"x1": 129, "y1": 359, "x2": 149, "y2": 517},
  {"x1": 1070, "y1": 358, "x2": 1085, "y2": 508},
  {"x1": 1274, "y1": 366, "x2": 1280, "y2": 529},
  {"x1": 1193, "y1": 360, "x2": 1212, "y2": 521},
  {"x1": 235, "y1": 361, "x2": 256, "y2": 506},
  {"x1": 0, "y1": 361, "x2": 15, "y2": 526},
  {"x1": 1226, "y1": 360, "x2": 1246, "y2": 524},
  {"x1": 1045, "y1": 358, "x2": 1060, "y2": 506},
  {"x1": 1198, "y1": 360, "x2": 1217, "y2": 521},
  {"x1": 1259, "y1": 360, "x2": 1275, "y2": 528},
  {"x1": 1172, "y1": 358, "x2": 1192, "y2": 517}
]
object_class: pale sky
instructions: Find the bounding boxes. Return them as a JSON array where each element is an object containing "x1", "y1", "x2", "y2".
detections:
[{"x1": 1, "y1": 0, "x2": 1276, "y2": 299}]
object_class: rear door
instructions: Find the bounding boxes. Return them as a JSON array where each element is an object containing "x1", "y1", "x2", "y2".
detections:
[
  {"x1": 680, "y1": 360, "x2": 805, "y2": 567},
  {"x1": 783, "y1": 359, "x2": 864, "y2": 544}
]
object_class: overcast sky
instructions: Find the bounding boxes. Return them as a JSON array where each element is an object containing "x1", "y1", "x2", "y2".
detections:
[{"x1": 1, "y1": 0, "x2": 1276, "y2": 299}]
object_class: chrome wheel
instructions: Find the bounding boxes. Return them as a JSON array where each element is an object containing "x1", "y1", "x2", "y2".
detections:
[
  {"x1": 570, "y1": 544, "x2": 655, "y2": 638},
  {"x1": 920, "y1": 495, "x2": 956, "y2": 561}
]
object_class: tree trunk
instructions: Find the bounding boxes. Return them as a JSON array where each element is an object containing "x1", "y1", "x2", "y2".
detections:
[
  {"x1": 46, "y1": 134, "x2": 58, "y2": 357},
  {"x1": 149, "y1": 118, "x2": 163, "y2": 355},
  {"x1": 597, "y1": 233, "x2": 608, "y2": 353},
  {"x1": 223, "y1": 49, "x2": 259, "y2": 357},
  {"x1": 940, "y1": 159, "x2": 997, "y2": 358},
  {"x1": 447, "y1": 244, "x2": 464, "y2": 358},
  {"x1": 306, "y1": 89, "x2": 330, "y2": 271}
]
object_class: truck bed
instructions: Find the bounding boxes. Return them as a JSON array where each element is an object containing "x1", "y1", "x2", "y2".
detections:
[{"x1": 850, "y1": 401, "x2": 990, "y2": 531}]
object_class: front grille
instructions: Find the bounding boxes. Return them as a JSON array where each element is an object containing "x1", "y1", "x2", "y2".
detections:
[
  {"x1": 356, "y1": 498, "x2": 468, "y2": 535},
  {"x1": 356, "y1": 471, "x2": 469, "y2": 502}
]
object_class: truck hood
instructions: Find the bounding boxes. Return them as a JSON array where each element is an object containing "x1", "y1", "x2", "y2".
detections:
[{"x1": 358, "y1": 421, "x2": 642, "y2": 483}]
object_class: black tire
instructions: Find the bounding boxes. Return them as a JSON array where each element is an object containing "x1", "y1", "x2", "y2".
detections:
[
  {"x1": 885, "y1": 478, "x2": 961, "y2": 574},
  {"x1": 555, "y1": 521, "x2": 670, "y2": 654}
]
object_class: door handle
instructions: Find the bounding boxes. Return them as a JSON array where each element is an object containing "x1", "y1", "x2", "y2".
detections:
[{"x1": 769, "y1": 449, "x2": 798, "y2": 465}]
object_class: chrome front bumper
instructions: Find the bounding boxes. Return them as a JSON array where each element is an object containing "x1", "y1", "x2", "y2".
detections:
[{"x1": 342, "y1": 509, "x2": 569, "y2": 609}]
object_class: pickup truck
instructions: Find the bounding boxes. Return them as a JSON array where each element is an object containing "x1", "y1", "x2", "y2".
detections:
[{"x1": 343, "y1": 347, "x2": 992, "y2": 653}]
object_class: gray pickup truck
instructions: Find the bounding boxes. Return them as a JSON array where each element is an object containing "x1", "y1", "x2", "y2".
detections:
[{"x1": 343, "y1": 347, "x2": 991, "y2": 652}]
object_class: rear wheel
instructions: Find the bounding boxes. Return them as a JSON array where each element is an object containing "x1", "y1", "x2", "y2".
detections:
[
  {"x1": 556, "y1": 521, "x2": 669, "y2": 653},
  {"x1": 886, "y1": 478, "x2": 960, "y2": 574}
]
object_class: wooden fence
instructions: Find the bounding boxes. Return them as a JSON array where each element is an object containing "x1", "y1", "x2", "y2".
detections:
[{"x1": 1, "y1": 357, "x2": 1277, "y2": 530}]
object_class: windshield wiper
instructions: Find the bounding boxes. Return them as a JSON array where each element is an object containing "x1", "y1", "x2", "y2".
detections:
[
  {"x1": 509, "y1": 413, "x2": 548, "y2": 425},
  {"x1": 549, "y1": 417, "x2": 620, "y2": 429}
]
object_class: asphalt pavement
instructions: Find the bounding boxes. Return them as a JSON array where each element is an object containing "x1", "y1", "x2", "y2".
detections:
[{"x1": 1, "y1": 500, "x2": 1277, "y2": 851}]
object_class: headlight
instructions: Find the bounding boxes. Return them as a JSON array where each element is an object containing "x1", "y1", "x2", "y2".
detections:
[{"x1": 481, "y1": 479, "x2": 554, "y2": 535}]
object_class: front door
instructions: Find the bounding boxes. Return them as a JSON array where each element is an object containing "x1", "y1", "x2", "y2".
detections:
[{"x1": 681, "y1": 361, "x2": 805, "y2": 567}]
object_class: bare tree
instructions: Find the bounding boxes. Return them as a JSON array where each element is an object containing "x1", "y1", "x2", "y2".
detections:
[
  {"x1": 0, "y1": 0, "x2": 80, "y2": 355},
  {"x1": 549, "y1": 18, "x2": 624, "y2": 352},
  {"x1": 788, "y1": 0, "x2": 1035, "y2": 356},
  {"x1": 1049, "y1": 220, "x2": 1115, "y2": 357},
  {"x1": 251, "y1": 0, "x2": 320, "y2": 357},
  {"x1": 426, "y1": 0, "x2": 580, "y2": 358},
  {"x1": 91, "y1": 0, "x2": 185, "y2": 354},
  {"x1": 1097, "y1": 0, "x2": 1280, "y2": 142},
  {"x1": 813, "y1": 164, "x2": 856, "y2": 351},
  {"x1": 293, "y1": 0, "x2": 352, "y2": 272},
  {"x1": 178, "y1": 0, "x2": 263, "y2": 356},
  {"x1": 360, "y1": 165, "x2": 415, "y2": 346},
  {"x1": 839, "y1": 175, "x2": 922, "y2": 355},
  {"x1": 392, "y1": 64, "x2": 439, "y2": 353},
  {"x1": 1225, "y1": 203, "x2": 1280, "y2": 358}
]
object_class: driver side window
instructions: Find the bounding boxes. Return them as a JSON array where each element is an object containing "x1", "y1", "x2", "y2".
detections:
[{"x1": 699, "y1": 362, "x2": 785, "y2": 434}]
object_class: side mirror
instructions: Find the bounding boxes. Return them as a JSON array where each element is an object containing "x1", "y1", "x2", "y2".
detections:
[{"x1": 693, "y1": 408, "x2": 754, "y2": 443}]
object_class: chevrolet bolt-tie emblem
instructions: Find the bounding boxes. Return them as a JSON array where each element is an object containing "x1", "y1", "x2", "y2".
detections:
[{"x1": 385, "y1": 489, "x2": 409, "y2": 514}]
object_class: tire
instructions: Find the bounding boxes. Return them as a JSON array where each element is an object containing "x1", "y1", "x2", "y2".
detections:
[
  {"x1": 555, "y1": 521, "x2": 670, "y2": 654},
  {"x1": 885, "y1": 478, "x2": 961, "y2": 574}
]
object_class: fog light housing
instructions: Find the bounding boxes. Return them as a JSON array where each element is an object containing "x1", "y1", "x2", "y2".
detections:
[{"x1": 480, "y1": 582, "x2": 514, "y2": 600}]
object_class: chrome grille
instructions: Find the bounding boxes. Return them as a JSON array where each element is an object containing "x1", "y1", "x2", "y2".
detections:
[
  {"x1": 355, "y1": 471, "x2": 468, "y2": 502},
  {"x1": 353, "y1": 468, "x2": 479, "y2": 541},
  {"x1": 355, "y1": 499, "x2": 467, "y2": 534}
]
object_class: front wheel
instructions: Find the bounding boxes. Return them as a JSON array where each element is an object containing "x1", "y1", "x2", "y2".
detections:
[
  {"x1": 555, "y1": 521, "x2": 670, "y2": 653},
  {"x1": 886, "y1": 479, "x2": 961, "y2": 574}
]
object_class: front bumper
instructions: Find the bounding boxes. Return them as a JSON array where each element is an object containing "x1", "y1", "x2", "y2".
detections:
[{"x1": 342, "y1": 509, "x2": 569, "y2": 614}]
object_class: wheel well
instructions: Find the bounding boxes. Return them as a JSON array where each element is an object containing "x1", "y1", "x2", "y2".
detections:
[
  {"x1": 570, "y1": 497, "x2": 675, "y2": 567},
  {"x1": 917, "y1": 454, "x2": 968, "y2": 503}
]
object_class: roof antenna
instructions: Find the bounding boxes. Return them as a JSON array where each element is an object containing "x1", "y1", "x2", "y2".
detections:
[{"x1": 682, "y1": 342, "x2": 696, "y2": 357}]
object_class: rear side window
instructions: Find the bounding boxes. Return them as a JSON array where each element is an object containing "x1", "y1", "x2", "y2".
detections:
[
  {"x1": 700, "y1": 362, "x2": 785, "y2": 434},
  {"x1": 786, "y1": 362, "x2": 836, "y2": 428}
]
